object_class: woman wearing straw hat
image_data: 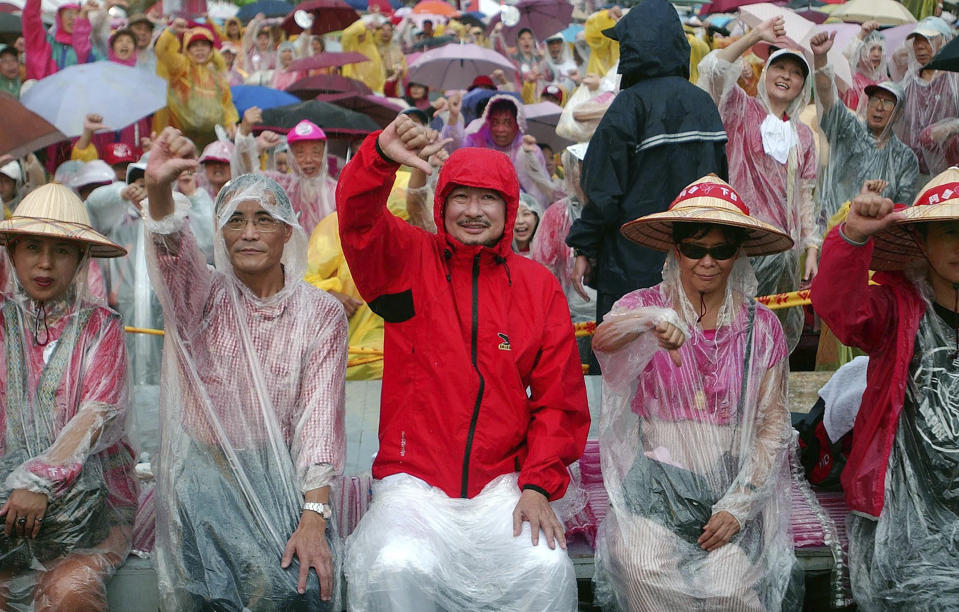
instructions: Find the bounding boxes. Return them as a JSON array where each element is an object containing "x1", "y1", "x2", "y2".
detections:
[
  {"x1": 591, "y1": 175, "x2": 800, "y2": 611},
  {"x1": 0, "y1": 184, "x2": 137, "y2": 609},
  {"x1": 811, "y1": 168, "x2": 959, "y2": 609}
]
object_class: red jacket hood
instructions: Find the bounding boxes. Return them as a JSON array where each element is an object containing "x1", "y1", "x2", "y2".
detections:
[{"x1": 433, "y1": 146, "x2": 520, "y2": 259}]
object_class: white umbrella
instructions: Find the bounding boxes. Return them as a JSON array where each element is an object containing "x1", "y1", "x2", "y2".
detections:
[
  {"x1": 739, "y1": 2, "x2": 852, "y2": 90},
  {"x1": 831, "y1": 0, "x2": 916, "y2": 26},
  {"x1": 21, "y1": 62, "x2": 166, "y2": 138}
]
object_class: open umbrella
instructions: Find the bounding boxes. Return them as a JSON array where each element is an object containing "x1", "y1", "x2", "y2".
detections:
[
  {"x1": 259, "y1": 99, "x2": 379, "y2": 136},
  {"x1": 407, "y1": 42, "x2": 516, "y2": 90},
  {"x1": 486, "y1": 0, "x2": 573, "y2": 43},
  {"x1": 701, "y1": 0, "x2": 768, "y2": 14},
  {"x1": 230, "y1": 85, "x2": 301, "y2": 115},
  {"x1": 236, "y1": 0, "x2": 292, "y2": 21},
  {"x1": 925, "y1": 34, "x2": 959, "y2": 72},
  {"x1": 409, "y1": 35, "x2": 455, "y2": 51},
  {"x1": 738, "y1": 2, "x2": 852, "y2": 90},
  {"x1": 0, "y1": 12, "x2": 19, "y2": 34},
  {"x1": 0, "y1": 93, "x2": 66, "y2": 159},
  {"x1": 20, "y1": 62, "x2": 166, "y2": 138},
  {"x1": 830, "y1": 0, "x2": 916, "y2": 26},
  {"x1": 523, "y1": 101, "x2": 570, "y2": 150},
  {"x1": 287, "y1": 51, "x2": 369, "y2": 73},
  {"x1": 315, "y1": 92, "x2": 405, "y2": 128},
  {"x1": 412, "y1": 0, "x2": 457, "y2": 16},
  {"x1": 344, "y1": 0, "x2": 400, "y2": 10},
  {"x1": 285, "y1": 74, "x2": 373, "y2": 99},
  {"x1": 280, "y1": 0, "x2": 359, "y2": 36}
]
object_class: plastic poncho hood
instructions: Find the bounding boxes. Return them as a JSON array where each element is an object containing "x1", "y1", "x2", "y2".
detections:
[
  {"x1": 433, "y1": 146, "x2": 519, "y2": 258},
  {"x1": 603, "y1": 0, "x2": 689, "y2": 81}
]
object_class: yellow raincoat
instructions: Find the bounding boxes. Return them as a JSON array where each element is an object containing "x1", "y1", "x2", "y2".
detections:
[
  {"x1": 341, "y1": 19, "x2": 385, "y2": 95},
  {"x1": 584, "y1": 9, "x2": 619, "y2": 77}
]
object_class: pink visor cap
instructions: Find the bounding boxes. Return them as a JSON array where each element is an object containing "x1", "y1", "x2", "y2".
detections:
[
  {"x1": 286, "y1": 120, "x2": 327, "y2": 144},
  {"x1": 199, "y1": 141, "x2": 233, "y2": 164}
]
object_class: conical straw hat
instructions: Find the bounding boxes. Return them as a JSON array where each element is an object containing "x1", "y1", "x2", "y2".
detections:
[
  {"x1": 0, "y1": 183, "x2": 126, "y2": 258},
  {"x1": 620, "y1": 174, "x2": 794, "y2": 256},
  {"x1": 871, "y1": 167, "x2": 959, "y2": 271}
]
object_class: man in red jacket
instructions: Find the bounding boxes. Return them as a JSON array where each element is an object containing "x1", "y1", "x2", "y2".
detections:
[{"x1": 339, "y1": 114, "x2": 589, "y2": 610}]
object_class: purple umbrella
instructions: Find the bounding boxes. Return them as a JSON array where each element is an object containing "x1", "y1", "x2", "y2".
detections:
[
  {"x1": 487, "y1": 0, "x2": 574, "y2": 42},
  {"x1": 285, "y1": 74, "x2": 373, "y2": 99},
  {"x1": 523, "y1": 101, "x2": 571, "y2": 151},
  {"x1": 407, "y1": 43, "x2": 517, "y2": 91}
]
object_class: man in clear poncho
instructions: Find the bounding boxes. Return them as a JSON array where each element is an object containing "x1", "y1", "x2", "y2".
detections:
[
  {"x1": 143, "y1": 128, "x2": 347, "y2": 611},
  {"x1": 0, "y1": 184, "x2": 137, "y2": 610},
  {"x1": 698, "y1": 17, "x2": 820, "y2": 352},
  {"x1": 592, "y1": 175, "x2": 799, "y2": 611},
  {"x1": 811, "y1": 168, "x2": 959, "y2": 609},
  {"x1": 811, "y1": 31, "x2": 919, "y2": 223}
]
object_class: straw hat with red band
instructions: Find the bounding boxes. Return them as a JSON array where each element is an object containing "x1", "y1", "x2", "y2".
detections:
[
  {"x1": 620, "y1": 174, "x2": 794, "y2": 256},
  {"x1": 871, "y1": 167, "x2": 959, "y2": 272},
  {"x1": 0, "y1": 184, "x2": 126, "y2": 258}
]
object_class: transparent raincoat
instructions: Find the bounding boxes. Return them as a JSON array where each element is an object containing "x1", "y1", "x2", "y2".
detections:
[
  {"x1": 893, "y1": 35, "x2": 959, "y2": 176},
  {"x1": 698, "y1": 51, "x2": 819, "y2": 351},
  {"x1": 593, "y1": 252, "x2": 799, "y2": 611},
  {"x1": 0, "y1": 196, "x2": 137, "y2": 610},
  {"x1": 145, "y1": 174, "x2": 347, "y2": 610},
  {"x1": 841, "y1": 31, "x2": 888, "y2": 111},
  {"x1": 848, "y1": 272, "x2": 959, "y2": 610},
  {"x1": 233, "y1": 132, "x2": 338, "y2": 237},
  {"x1": 815, "y1": 68, "x2": 918, "y2": 222}
]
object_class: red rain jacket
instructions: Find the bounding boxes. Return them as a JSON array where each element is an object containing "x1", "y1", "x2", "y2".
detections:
[
  {"x1": 811, "y1": 227, "x2": 925, "y2": 518},
  {"x1": 337, "y1": 134, "x2": 590, "y2": 500}
]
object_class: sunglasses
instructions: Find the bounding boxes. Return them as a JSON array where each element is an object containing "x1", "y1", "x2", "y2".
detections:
[{"x1": 676, "y1": 242, "x2": 739, "y2": 260}]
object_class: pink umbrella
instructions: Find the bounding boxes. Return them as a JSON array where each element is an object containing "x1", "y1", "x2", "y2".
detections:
[
  {"x1": 739, "y1": 2, "x2": 852, "y2": 90},
  {"x1": 285, "y1": 74, "x2": 373, "y2": 99},
  {"x1": 703, "y1": 0, "x2": 768, "y2": 13},
  {"x1": 407, "y1": 42, "x2": 516, "y2": 90},
  {"x1": 287, "y1": 51, "x2": 370, "y2": 73},
  {"x1": 0, "y1": 93, "x2": 66, "y2": 159},
  {"x1": 486, "y1": 0, "x2": 574, "y2": 42}
]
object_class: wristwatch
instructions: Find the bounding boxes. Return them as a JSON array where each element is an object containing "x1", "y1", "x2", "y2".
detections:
[{"x1": 303, "y1": 502, "x2": 332, "y2": 520}]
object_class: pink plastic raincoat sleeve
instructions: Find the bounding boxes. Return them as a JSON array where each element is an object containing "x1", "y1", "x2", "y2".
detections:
[
  {"x1": 22, "y1": 0, "x2": 52, "y2": 80},
  {"x1": 71, "y1": 15, "x2": 94, "y2": 64}
]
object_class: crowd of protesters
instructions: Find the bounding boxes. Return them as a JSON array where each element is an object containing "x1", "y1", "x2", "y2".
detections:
[{"x1": 0, "y1": 0, "x2": 958, "y2": 609}]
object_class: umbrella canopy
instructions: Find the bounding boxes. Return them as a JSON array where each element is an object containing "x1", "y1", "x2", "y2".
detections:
[
  {"x1": 796, "y1": 8, "x2": 828, "y2": 24},
  {"x1": 287, "y1": 51, "x2": 369, "y2": 73},
  {"x1": 559, "y1": 23, "x2": 583, "y2": 42},
  {"x1": 925, "y1": 34, "x2": 959, "y2": 72},
  {"x1": 230, "y1": 85, "x2": 301, "y2": 115},
  {"x1": 236, "y1": 0, "x2": 292, "y2": 21},
  {"x1": 259, "y1": 99, "x2": 379, "y2": 136},
  {"x1": 739, "y1": 2, "x2": 852, "y2": 90},
  {"x1": 487, "y1": 0, "x2": 574, "y2": 43},
  {"x1": 831, "y1": 0, "x2": 916, "y2": 26},
  {"x1": 280, "y1": 0, "x2": 359, "y2": 36},
  {"x1": 523, "y1": 101, "x2": 570, "y2": 151},
  {"x1": 412, "y1": 0, "x2": 456, "y2": 16},
  {"x1": 0, "y1": 93, "x2": 66, "y2": 159},
  {"x1": 315, "y1": 92, "x2": 405, "y2": 128},
  {"x1": 0, "y1": 12, "x2": 20, "y2": 34},
  {"x1": 20, "y1": 62, "x2": 165, "y2": 138},
  {"x1": 702, "y1": 0, "x2": 768, "y2": 14},
  {"x1": 285, "y1": 73, "x2": 373, "y2": 99},
  {"x1": 407, "y1": 42, "x2": 516, "y2": 90}
]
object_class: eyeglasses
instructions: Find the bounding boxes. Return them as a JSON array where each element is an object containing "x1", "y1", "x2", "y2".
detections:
[
  {"x1": 677, "y1": 242, "x2": 739, "y2": 261},
  {"x1": 867, "y1": 96, "x2": 896, "y2": 111},
  {"x1": 222, "y1": 215, "x2": 283, "y2": 233}
]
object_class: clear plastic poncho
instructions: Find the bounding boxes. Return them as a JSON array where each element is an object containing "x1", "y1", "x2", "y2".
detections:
[
  {"x1": 847, "y1": 272, "x2": 959, "y2": 610},
  {"x1": 893, "y1": 34, "x2": 959, "y2": 176},
  {"x1": 233, "y1": 132, "x2": 338, "y2": 237},
  {"x1": 145, "y1": 174, "x2": 347, "y2": 610},
  {"x1": 698, "y1": 51, "x2": 820, "y2": 352},
  {"x1": 841, "y1": 31, "x2": 888, "y2": 110},
  {"x1": 0, "y1": 240, "x2": 137, "y2": 610},
  {"x1": 815, "y1": 66, "x2": 918, "y2": 222},
  {"x1": 593, "y1": 252, "x2": 800, "y2": 611}
]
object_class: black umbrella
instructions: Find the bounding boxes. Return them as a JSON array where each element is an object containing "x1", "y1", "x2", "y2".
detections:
[
  {"x1": 0, "y1": 12, "x2": 21, "y2": 35},
  {"x1": 259, "y1": 99, "x2": 379, "y2": 137},
  {"x1": 925, "y1": 35, "x2": 959, "y2": 72}
]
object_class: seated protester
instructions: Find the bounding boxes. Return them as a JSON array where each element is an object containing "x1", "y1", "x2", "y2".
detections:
[
  {"x1": 0, "y1": 184, "x2": 137, "y2": 610},
  {"x1": 811, "y1": 32, "x2": 919, "y2": 223},
  {"x1": 22, "y1": 0, "x2": 102, "y2": 80},
  {"x1": 592, "y1": 174, "x2": 799, "y2": 611},
  {"x1": 339, "y1": 114, "x2": 589, "y2": 611},
  {"x1": 234, "y1": 111, "x2": 338, "y2": 237},
  {"x1": 156, "y1": 19, "x2": 239, "y2": 150},
  {"x1": 810, "y1": 168, "x2": 959, "y2": 609},
  {"x1": 512, "y1": 192, "x2": 542, "y2": 258},
  {"x1": 143, "y1": 128, "x2": 347, "y2": 610},
  {"x1": 0, "y1": 44, "x2": 22, "y2": 98},
  {"x1": 698, "y1": 17, "x2": 820, "y2": 352},
  {"x1": 841, "y1": 21, "x2": 888, "y2": 111},
  {"x1": 443, "y1": 95, "x2": 562, "y2": 209}
]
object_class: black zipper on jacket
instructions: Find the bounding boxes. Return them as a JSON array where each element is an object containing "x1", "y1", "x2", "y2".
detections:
[{"x1": 461, "y1": 253, "x2": 485, "y2": 498}]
